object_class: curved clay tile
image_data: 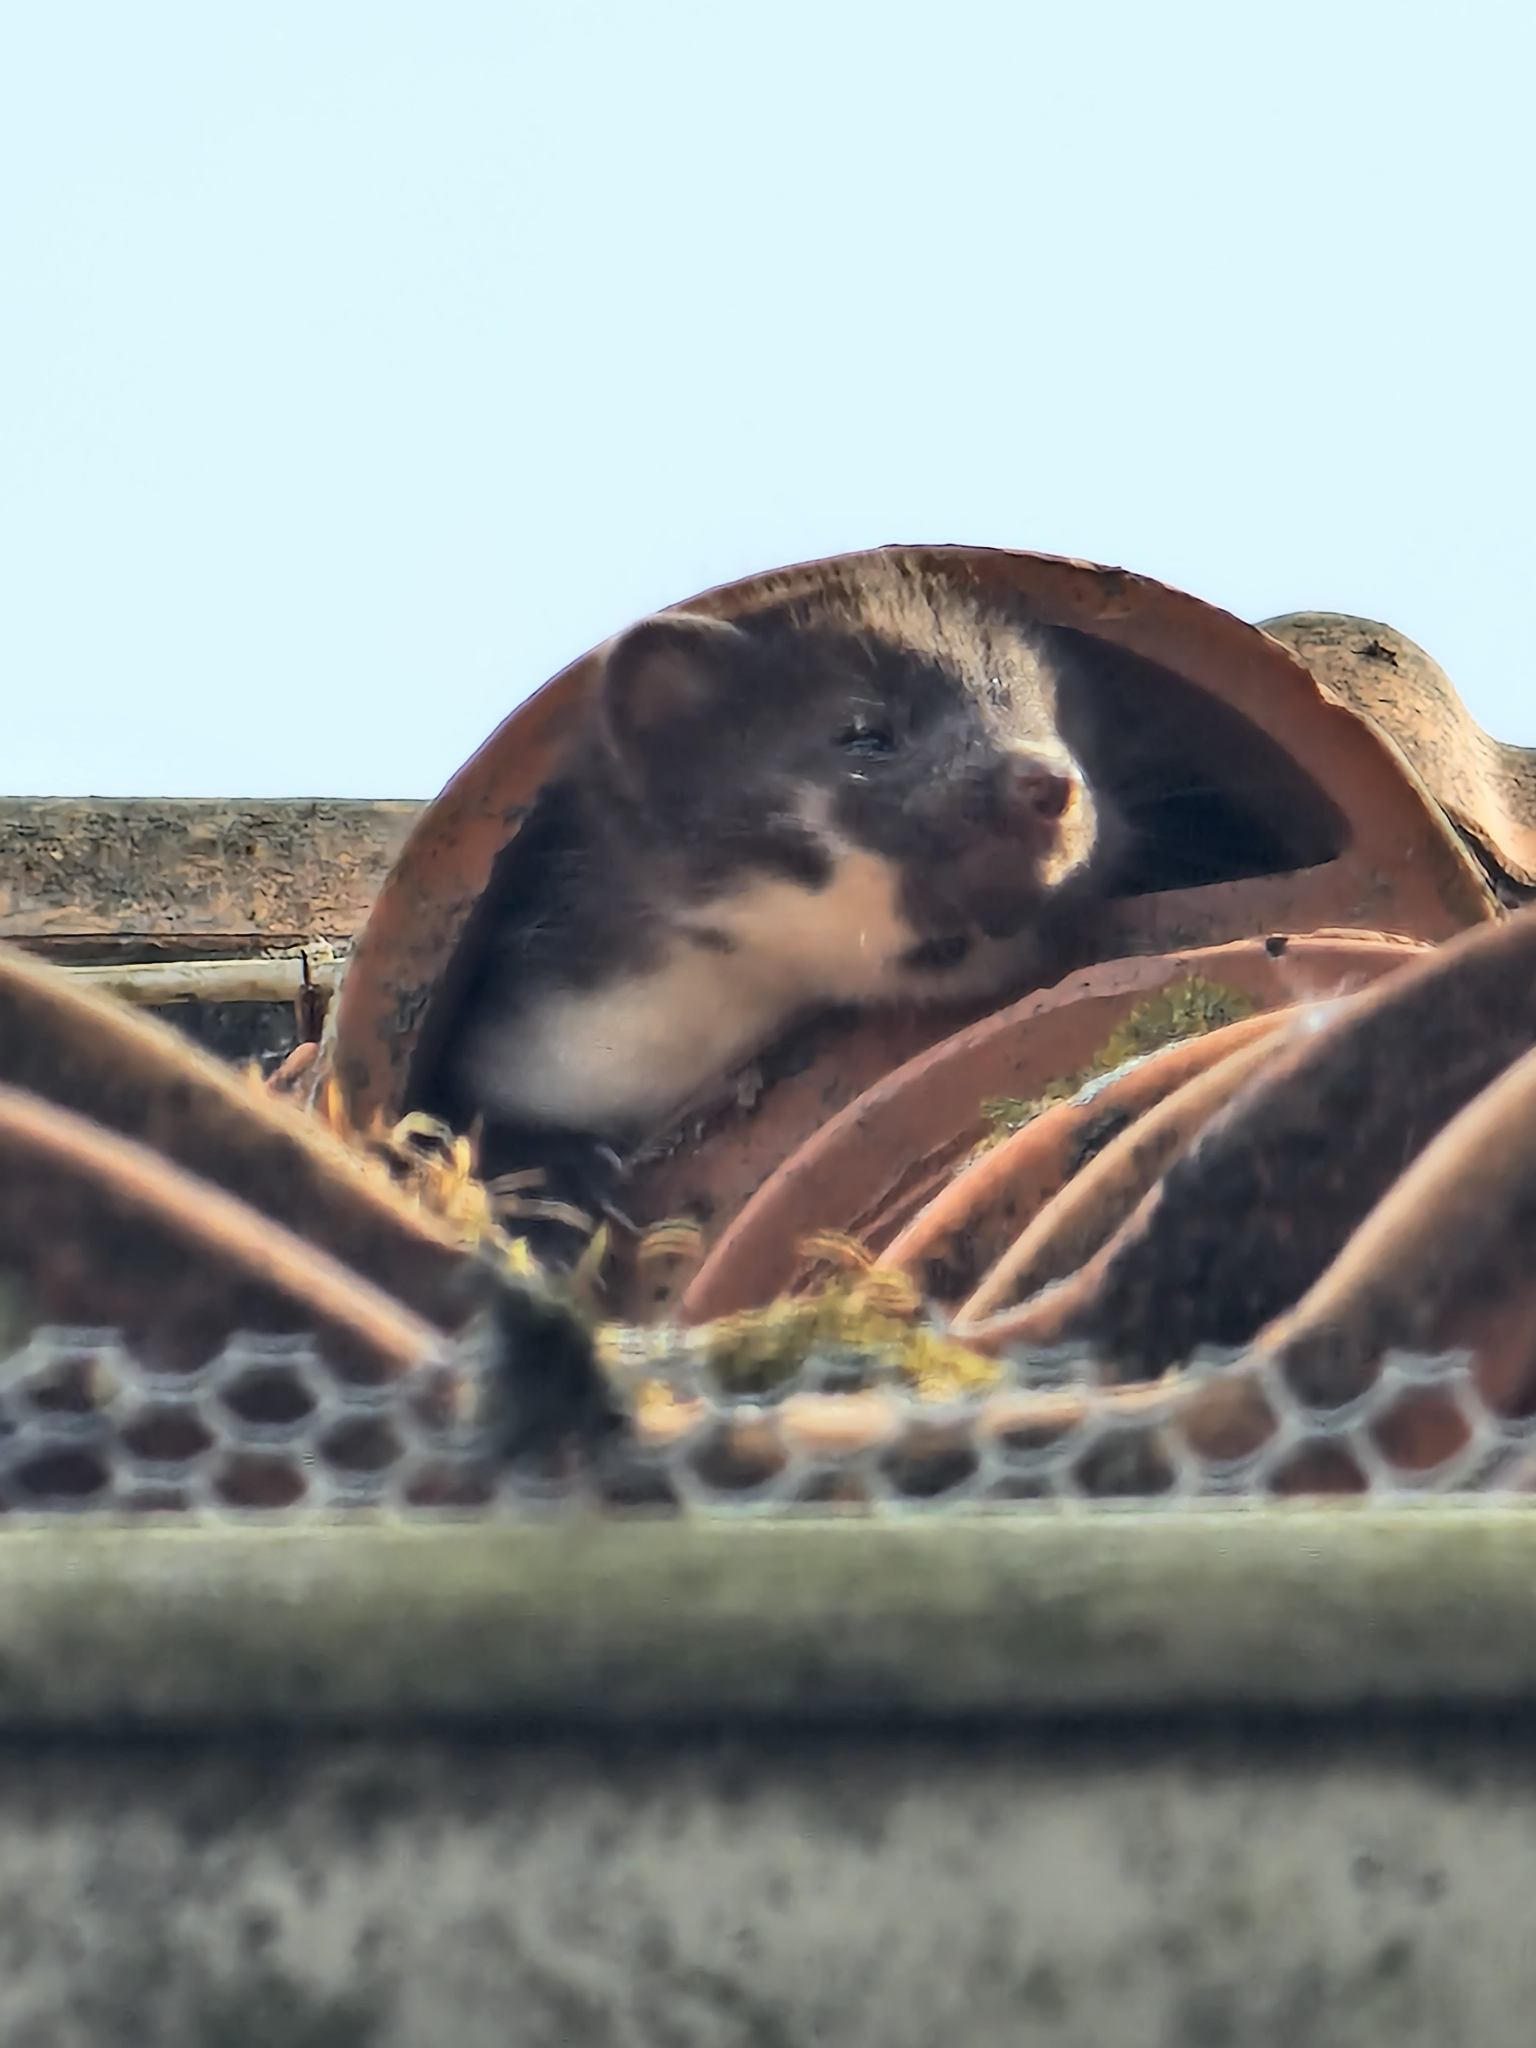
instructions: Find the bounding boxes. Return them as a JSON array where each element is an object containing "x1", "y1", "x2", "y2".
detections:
[
  {"x1": 962, "y1": 911, "x2": 1536, "y2": 1371},
  {"x1": 0, "y1": 942, "x2": 608, "y2": 1459},
  {"x1": 0, "y1": 941, "x2": 478, "y2": 1330},
  {"x1": 328, "y1": 547, "x2": 1501, "y2": 1157},
  {"x1": 678, "y1": 934, "x2": 1424, "y2": 1325},
  {"x1": 1248, "y1": 1038, "x2": 1536, "y2": 1416},
  {"x1": 945, "y1": 1022, "x2": 1293, "y2": 1322},
  {"x1": 1263, "y1": 611, "x2": 1536, "y2": 891},
  {"x1": 873, "y1": 1009, "x2": 1291, "y2": 1314},
  {"x1": 0, "y1": 1082, "x2": 440, "y2": 1380}
]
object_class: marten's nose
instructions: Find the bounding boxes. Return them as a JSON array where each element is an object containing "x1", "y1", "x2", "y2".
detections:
[{"x1": 999, "y1": 755, "x2": 1075, "y2": 826}]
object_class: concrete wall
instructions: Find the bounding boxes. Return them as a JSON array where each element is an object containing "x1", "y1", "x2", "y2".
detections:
[
  {"x1": 3, "y1": 1510, "x2": 1536, "y2": 2043},
  {"x1": 1, "y1": 1719, "x2": 1532, "y2": 2047}
]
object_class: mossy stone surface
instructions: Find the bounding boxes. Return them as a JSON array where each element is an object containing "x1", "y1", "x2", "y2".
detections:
[{"x1": 1, "y1": 1505, "x2": 1535, "y2": 1727}]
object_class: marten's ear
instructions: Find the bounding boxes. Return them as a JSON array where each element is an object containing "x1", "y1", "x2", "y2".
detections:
[{"x1": 600, "y1": 613, "x2": 750, "y2": 764}]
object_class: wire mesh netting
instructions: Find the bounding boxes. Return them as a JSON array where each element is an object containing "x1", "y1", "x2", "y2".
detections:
[{"x1": 2, "y1": 1319, "x2": 1534, "y2": 1517}]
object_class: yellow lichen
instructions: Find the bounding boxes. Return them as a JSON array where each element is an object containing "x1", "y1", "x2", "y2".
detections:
[
  {"x1": 299, "y1": 1087, "x2": 595, "y2": 1291},
  {"x1": 635, "y1": 1218, "x2": 708, "y2": 1285},
  {"x1": 255, "y1": 1064, "x2": 1031, "y2": 1409}
]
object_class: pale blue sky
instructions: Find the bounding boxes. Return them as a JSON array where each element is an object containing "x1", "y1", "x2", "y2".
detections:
[{"x1": 4, "y1": 2, "x2": 1532, "y2": 799}]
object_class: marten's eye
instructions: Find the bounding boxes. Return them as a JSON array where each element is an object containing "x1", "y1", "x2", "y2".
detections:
[{"x1": 835, "y1": 721, "x2": 896, "y2": 759}]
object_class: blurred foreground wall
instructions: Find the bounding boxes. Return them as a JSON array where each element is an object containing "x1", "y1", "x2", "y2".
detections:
[{"x1": 0, "y1": 1716, "x2": 1529, "y2": 2048}]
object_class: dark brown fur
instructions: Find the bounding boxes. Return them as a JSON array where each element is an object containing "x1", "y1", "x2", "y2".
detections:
[{"x1": 420, "y1": 560, "x2": 1119, "y2": 1223}]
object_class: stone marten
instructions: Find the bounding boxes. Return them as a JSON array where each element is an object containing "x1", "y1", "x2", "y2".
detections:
[{"x1": 428, "y1": 556, "x2": 1118, "y2": 1212}]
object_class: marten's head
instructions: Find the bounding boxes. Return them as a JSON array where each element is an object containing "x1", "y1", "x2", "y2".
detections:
[
  {"x1": 593, "y1": 557, "x2": 1105, "y2": 944},
  {"x1": 424, "y1": 558, "x2": 1117, "y2": 1162}
]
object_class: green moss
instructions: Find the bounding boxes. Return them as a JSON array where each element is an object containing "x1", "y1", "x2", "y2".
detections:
[
  {"x1": 695, "y1": 1287, "x2": 1004, "y2": 1402},
  {"x1": 980, "y1": 976, "x2": 1260, "y2": 1144},
  {"x1": 605, "y1": 1263, "x2": 1006, "y2": 1408}
]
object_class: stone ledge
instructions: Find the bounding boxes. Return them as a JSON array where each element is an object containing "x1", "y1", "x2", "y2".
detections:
[{"x1": 1, "y1": 1504, "x2": 1534, "y2": 1728}]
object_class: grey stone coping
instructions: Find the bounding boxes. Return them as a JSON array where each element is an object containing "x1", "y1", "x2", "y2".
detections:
[{"x1": 0, "y1": 1503, "x2": 1532, "y2": 1727}]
